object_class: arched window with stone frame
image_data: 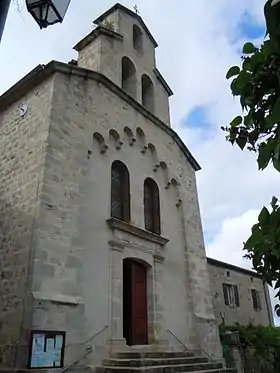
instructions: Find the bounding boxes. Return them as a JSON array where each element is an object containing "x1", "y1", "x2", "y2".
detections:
[
  {"x1": 144, "y1": 178, "x2": 161, "y2": 235},
  {"x1": 141, "y1": 74, "x2": 155, "y2": 113},
  {"x1": 122, "y1": 56, "x2": 137, "y2": 99},
  {"x1": 133, "y1": 24, "x2": 143, "y2": 53},
  {"x1": 111, "y1": 161, "x2": 131, "y2": 222}
]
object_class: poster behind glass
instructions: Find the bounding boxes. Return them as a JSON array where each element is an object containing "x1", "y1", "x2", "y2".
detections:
[{"x1": 29, "y1": 331, "x2": 65, "y2": 369}]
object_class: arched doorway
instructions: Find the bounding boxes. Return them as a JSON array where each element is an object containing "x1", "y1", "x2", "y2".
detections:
[{"x1": 123, "y1": 258, "x2": 148, "y2": 345}]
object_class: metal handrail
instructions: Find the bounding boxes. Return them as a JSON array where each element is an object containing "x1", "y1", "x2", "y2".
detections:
[
  {"x1": 166, "y1": 329, "x2": 214, "y2": 362},
  {"x1": 166, "y1": 329, "x2": 190, "y2": 352},
  {"x1": 59, "y1": 325, "x2": 109, "y2": 373},
  {"x1": 199, "y1": 347, "x2": 214, "y2": 363}
]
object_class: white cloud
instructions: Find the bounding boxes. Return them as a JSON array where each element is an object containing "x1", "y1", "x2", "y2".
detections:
[{"x1": 207, "y1": 210, "x2": 258, "y2": 267}]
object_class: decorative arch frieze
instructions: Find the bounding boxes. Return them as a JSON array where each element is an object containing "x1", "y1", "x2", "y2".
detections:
[
  {"x1": 91, "y1": 128, "x2": 183, "y2": 209},
  {"x1": 93, "y1": 132, "x2": 109, "y2": 154},
  {"x1": 109, "y1": 129, "x2": 124, "y2": 150},
  {"x1": 124, "y1": 126, "x2": 136, "y2": 146},
  {"x1": 170, "y1": 177, "x2": 182, "y2": 207}
]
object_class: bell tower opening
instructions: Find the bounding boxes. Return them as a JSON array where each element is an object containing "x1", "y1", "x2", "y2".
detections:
[
  {"x1": 122, "y1": 57, "x2": 137, "y2": 99},
  {"x1": 141, "y1": 74, "x2": 154, "y2": 113},
  {"x1": 133, "y1": 24, "x2": 143, "y2": 53}
]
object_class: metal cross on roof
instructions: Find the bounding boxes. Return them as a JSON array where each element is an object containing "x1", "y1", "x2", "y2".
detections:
[{"x1": 133, "y1": 5, "x2": 140, "y2": 15}]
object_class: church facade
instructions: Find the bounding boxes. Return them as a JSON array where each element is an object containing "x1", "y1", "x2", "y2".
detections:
[{"x1": 0, "y1": 4, "x2": 223, "y2": 369}]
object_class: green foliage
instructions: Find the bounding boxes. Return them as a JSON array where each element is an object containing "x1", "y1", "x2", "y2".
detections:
[
  {"x1": 226, "y1": 66, "x2": 240, "y2": 79},
  {"x1": 220, "y1": 324, "x2": 280, "y2": 372},
  {"x1": 244, "y1": 197, "x2": 280, "y2": 314},
  {"x1": 222, "y1": 0, "x2": 280, "y2": 172},
  {"x1": 220, "y1": 324, "x2": 280, "y2": 350},
  {"x1": 223, "y1": 0, "x2": 280, "y2": 315}
]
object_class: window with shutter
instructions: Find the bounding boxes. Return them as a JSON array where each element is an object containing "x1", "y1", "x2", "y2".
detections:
[
  {"x1": 111, "y1": 161, "x2": 130, "y2": 222},
  {"x1": 256, "y1": 290, "x2": 262, "y2": 310},
  {"x1": 234, "y1": 285, "x2": 240, "y2": 307},
  {"x1": 223, "y1": 283, "x2": 239, "y2": 308},
  {"x1": 251, "y1": 289, "x2": 261, "y2": 310},
  {"x1": 223, "y1": 283, "x2": 229, "y2": 306},
  {"x1": 144, "y1": 178, "x2": 160, "y2": 234}
]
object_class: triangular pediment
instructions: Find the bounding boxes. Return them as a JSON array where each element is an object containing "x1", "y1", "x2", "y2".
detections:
[{"x1": 93, "y1": 3, "x2": 158, "y2": 48}]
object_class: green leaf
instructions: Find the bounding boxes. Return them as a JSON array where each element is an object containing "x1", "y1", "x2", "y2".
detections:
[
  {"x1": 258, "y1": 207, "x2": 270, "y2": 225},
  {"x1": 270, "y1": 96, "x2": 280, "y2": 123},
  {"x1": 273, "y1": 158, "x2": 280, "y2": 172},
  {"x1": 244, "y1": 114, "x2": 253, "y2": 127},
  {"x1": 261, "y1": 40, "x2": 276, "y2": 58},
  {"x1": 265, "y1": 0, "x2": 279, "y2": 39},
  {"x1": 252, "y1": 250, "x2": 263, "y2": 269},
  {"x1": 271, "y1": 196, "x2": 278, "y2": 209},
  {"x1": 257, "y1": 142, "x2": 274, "y2": 170},
  {"x1": 272, "y1": 0, "x2": 280, "y2": 6},
  {"x1": 230, "y1": 71, "x2": 251, "y2": 96},
  {"x1": 274, "y1": 143, "x2": 280, "y2": 160},
  {"x1": 275, "y1": 279, "x2": 280, "y2": 289},
  {"x1": 236, "y1": 135, "x2": 247, "y2": 150},
  {"x1": 245, "y1": 232, "x2": 260, "y2": 250},
  {"x1": 230, "y1": 116, "x2": 243, "y2": 127},
  {"x1": 226, "y1": 66, "x2": 240, "y2": 79},
  {"x1": 243, "y1": 42, "x2": 257, "y2": 54}
]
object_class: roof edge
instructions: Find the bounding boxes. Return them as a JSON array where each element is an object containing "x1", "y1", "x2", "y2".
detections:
[
  {"x1": 74, "y1": 26, "x2": 124, "y2": 51},
  {"x1": 154, "y1": 68, "x2": 173, "y2": 97},
  {"x1": 93, "y1": 3, "x2": 158, "y2": 47},
  {"x1": 0, "y1": 61, "x2": 200, "y2": 171},
  {"x1": 207, "y1": 257, "x2": 263, "y2": 279},
  {"x1": 0, "y1": 62, "x2": 55, "y2": 111}
]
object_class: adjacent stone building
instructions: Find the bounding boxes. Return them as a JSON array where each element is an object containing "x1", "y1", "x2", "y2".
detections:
[
  {"x1": 0, "y1": 3, "x2": 225, "y2": 370},
  {"x1": 207, "y1": 258, "x2": 274, "y2": 327}
]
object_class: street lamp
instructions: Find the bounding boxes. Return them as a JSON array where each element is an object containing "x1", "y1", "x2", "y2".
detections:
[
  {"x1": 0, "y1": 0, "x2": 11, "y2": 43},
  {"x1": 25, "y1": 0, "x2": 71, "y2": 29}
]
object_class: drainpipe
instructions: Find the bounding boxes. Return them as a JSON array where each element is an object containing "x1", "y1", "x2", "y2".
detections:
[{"x1": 263, "y1": 280, "x2": 274, "y2": 326}]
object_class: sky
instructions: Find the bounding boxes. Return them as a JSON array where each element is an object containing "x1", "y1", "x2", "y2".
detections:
[{"x1": 1, "y1": 0, "x2": 279, "y2": 321}]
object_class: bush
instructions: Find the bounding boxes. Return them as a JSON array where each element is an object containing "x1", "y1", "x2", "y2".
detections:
[{"x1": 219, "y1": 324, "x2": 280, "y2": 373}]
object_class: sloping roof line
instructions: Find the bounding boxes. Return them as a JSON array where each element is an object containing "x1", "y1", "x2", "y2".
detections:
[
  {"x1": 74, "y1": 26, "x2": 124, "y2": 51},
  {"x1": 0, "y1": 61, "x2": 201, "y2": 171},
  {"x1": 73, "y1": 26, "x2": 172, "y2": 97},
  {"x1": 154, "y1": 68, "x2": 173, "y2": 97},
  {"x1": 207, "y1": 257, "x2": 263, "y2": 279},
  {"x1": 93, "y1": 3, "x2": 158, "y2": 47}
]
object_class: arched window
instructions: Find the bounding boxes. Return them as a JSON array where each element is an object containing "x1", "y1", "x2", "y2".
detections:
[
  {"x1": 122, "y1": 57, "x2": 137, "y2": 99},
  {"x1": 141, "y1": 74, "x2": 154, "y2": 113},
  {"x1": 133, "y1": 24, "x2": 143, "y2": 53},
  {"x1": 111, "y1": 161, "x2": 130, "y2": 222},
  {"x1": 144, "y1": 178, "x2": 160, "y2": 234}
]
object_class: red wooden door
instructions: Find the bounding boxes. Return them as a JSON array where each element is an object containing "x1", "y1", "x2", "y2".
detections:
[{"x1": 131, "y1": 261, "x2": 148, "y2": 345}]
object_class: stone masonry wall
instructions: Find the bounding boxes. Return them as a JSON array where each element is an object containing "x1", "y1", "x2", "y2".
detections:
[
  {"x1": 208, "y1": 262, "x2": 272, "y2": 327},
  {"x1": 76, "y1": 10, "x2": 171, "y2": 126},
  {"x1": 28, "y1": 69, "x2": 222, "y2": 363},
  {"x1": 0, "y1": 78, "x2": 54, "y2": 368},
  {"x1": 30, "y1": 73, "x2": 91, "y2": 366}
]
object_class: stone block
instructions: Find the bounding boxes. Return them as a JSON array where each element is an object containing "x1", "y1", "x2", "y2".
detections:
[{"x1": 33, "y1": 261, "x2": 55, "y2": 278}]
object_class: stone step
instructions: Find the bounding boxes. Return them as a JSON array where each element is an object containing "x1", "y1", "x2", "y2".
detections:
[
  {"x1": 103, "y1": 356, "x2": 209, "y2": 367},
  {"x1": 96, "y1": 361, "x2": 224, "y2": 373},
  {"x1": 188, "y1": 370, "x2": 236, "y2": 373},
  {"x1": 111, "y1": 351, "x2": 195, "y2": 359}
]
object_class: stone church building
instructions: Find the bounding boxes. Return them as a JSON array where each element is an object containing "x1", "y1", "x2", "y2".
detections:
[{"x1": 0, "y1": 3, "x2": 228, "y2": 371}]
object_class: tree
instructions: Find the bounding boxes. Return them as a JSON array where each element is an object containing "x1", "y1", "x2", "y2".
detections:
[{"x1": 223, "y1": 0, "x2": 280, "y2": 315}]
